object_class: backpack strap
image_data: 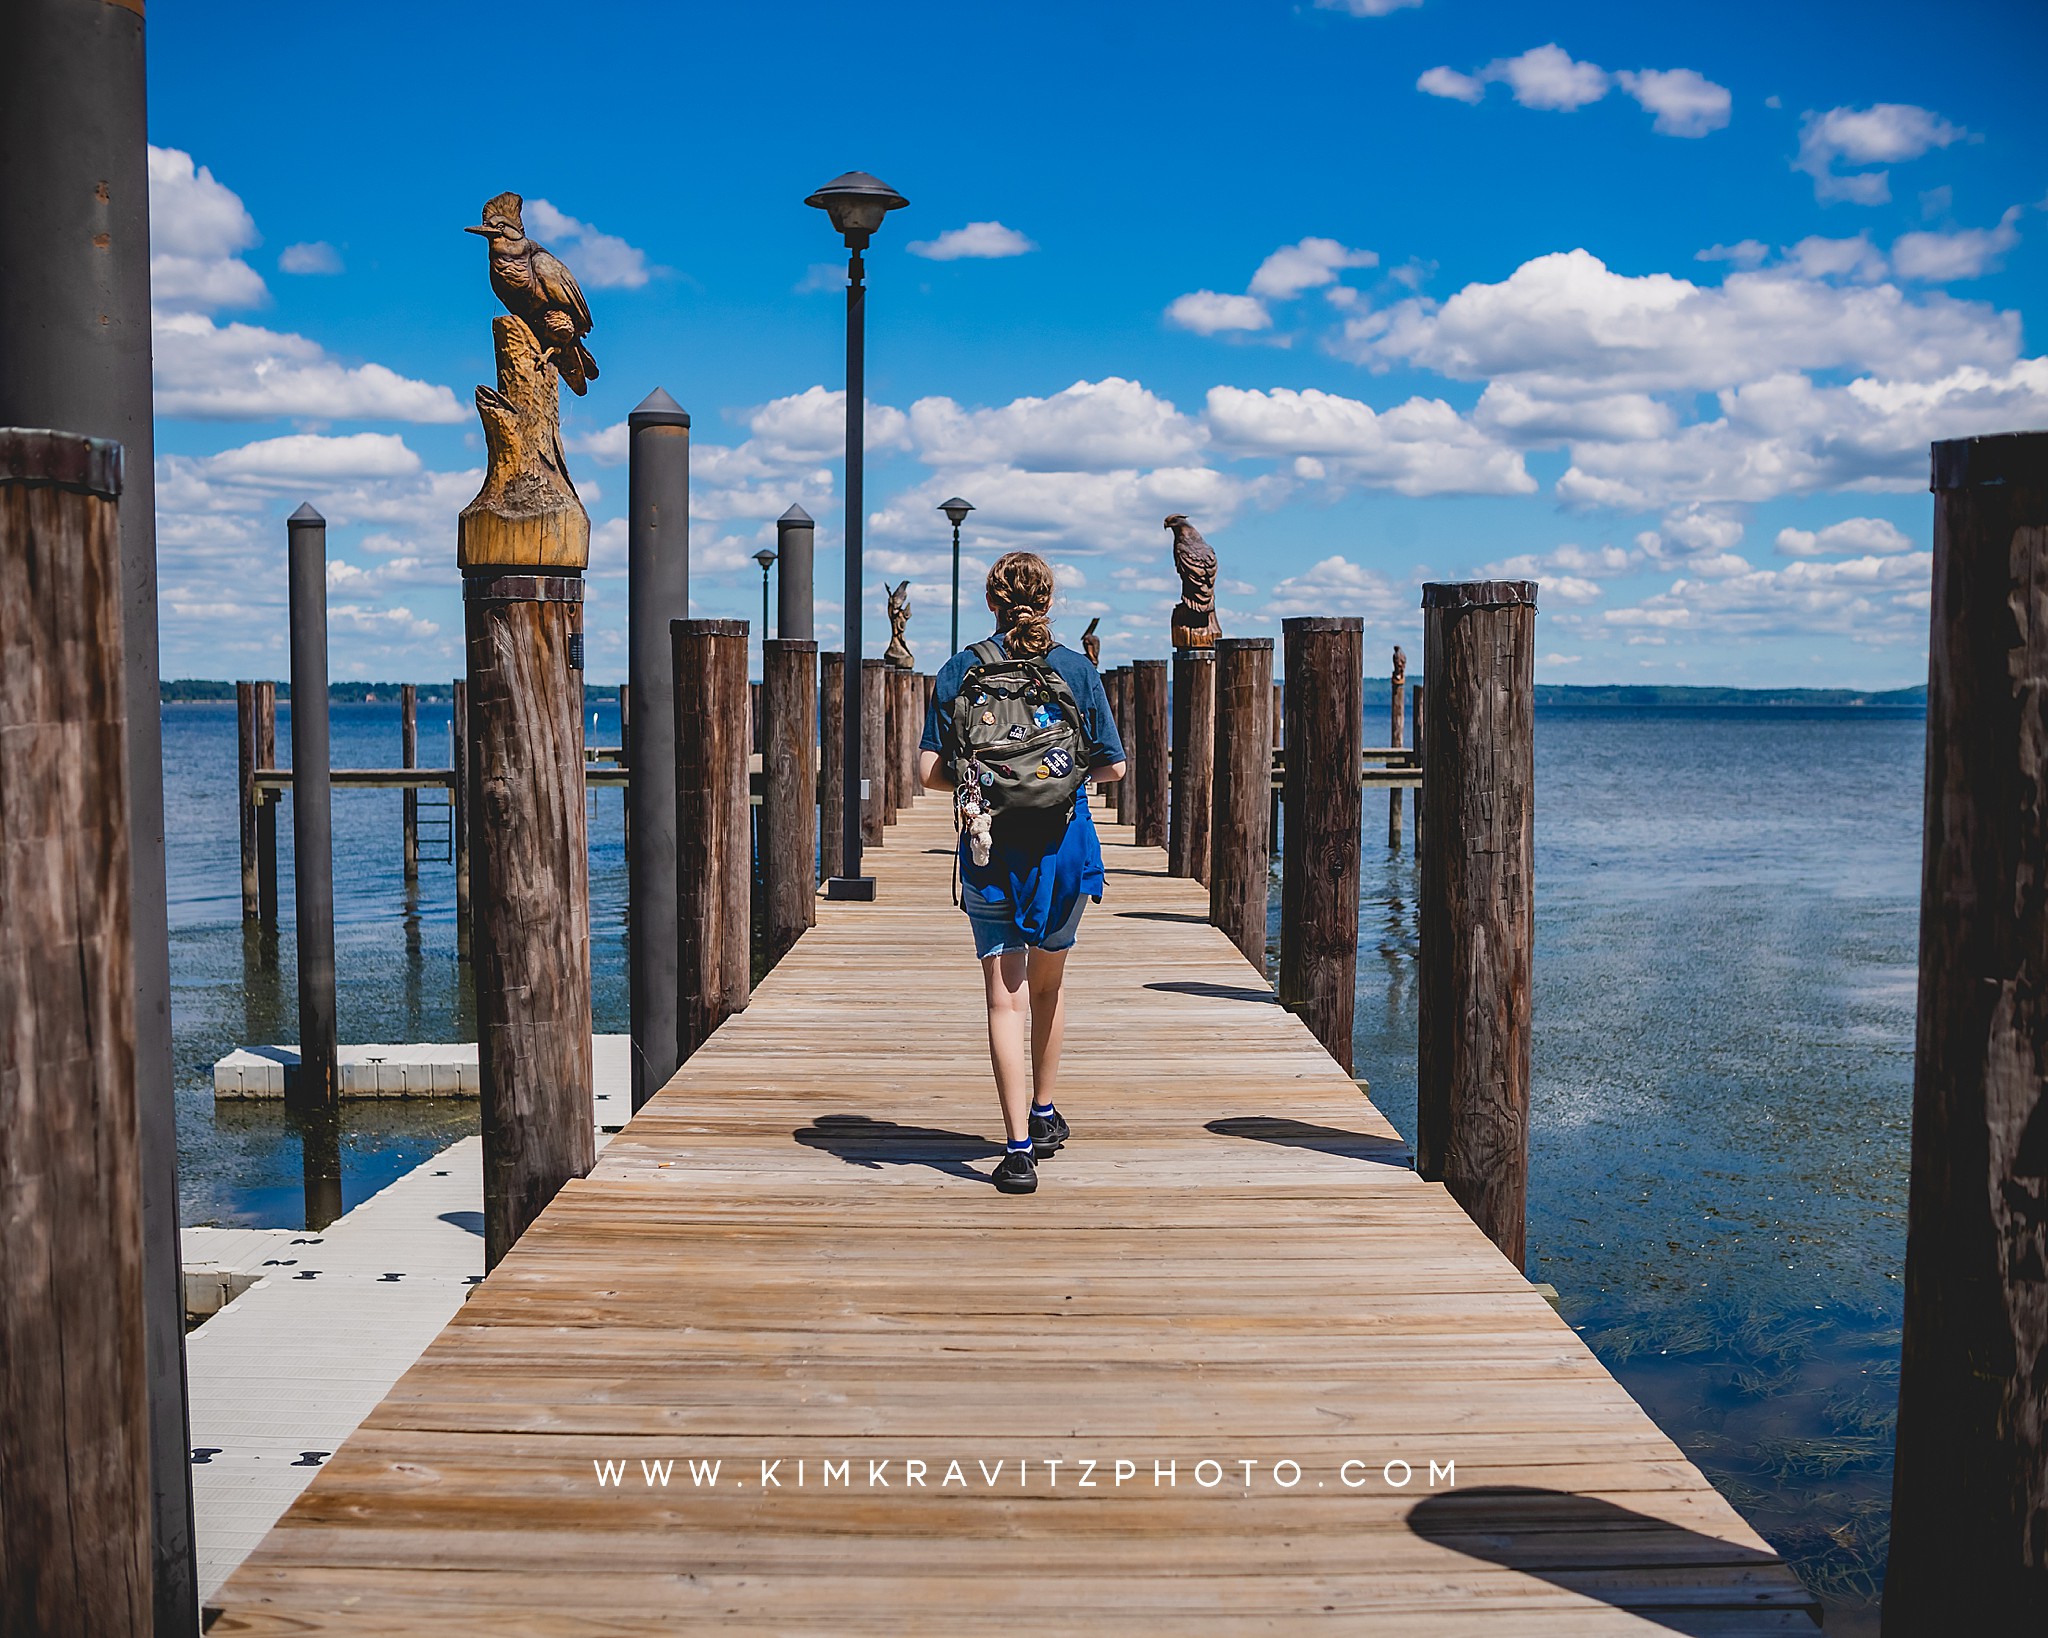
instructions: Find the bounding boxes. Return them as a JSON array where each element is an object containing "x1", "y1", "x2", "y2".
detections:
[{"x1": 968, "y1": 638, "x2": 1005, "y2": 667}]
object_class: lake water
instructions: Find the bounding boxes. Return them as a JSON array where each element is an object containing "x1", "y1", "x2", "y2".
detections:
[{"x1": 165, "y1": 698, "x2": 1919, "y2": 1631}]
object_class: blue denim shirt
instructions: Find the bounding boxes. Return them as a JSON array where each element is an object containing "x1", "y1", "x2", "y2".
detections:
[{"x1": 920, "y1": 638, "x2": 1125, "y2": 941}]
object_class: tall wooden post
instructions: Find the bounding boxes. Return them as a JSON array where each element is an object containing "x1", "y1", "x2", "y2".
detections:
[
  {"x1": 761, "y1": 639, "x2": 819, "y2": 968},
  {"x1": 1210, "y1": 638, "x2": 1275, "y2": 969},
  {"x1": 1131, "y1": 659, "x2": 1169, "y2": 850},
  {"x1": 1885, "y1": 431, "x2": 2048, "y2": 1629},
  {"x1": 820, "y1": 652, "x2": 845, "y2": 881},
  {"x1": 861, "y1": 659, "x2": 888, "y2": 845},
  {"x1": 252, "y1": 681, "x2": 278, "y2": 927},
  {"x1": 0, "y1": 428, "x2": 152, "y2": 1637},
  {"x1": 286, "y1": 505, "x2": 337, "y2": 1111},
  {"x1": 1411, "y1": 681, "x2": 1425, "y2": 827},
  {"x1": 400, "y1": 683, "x2": 419, "y2": 881},
  {"x1": 883, "y1": 668, "x2": 906, "y2": 818},
  {"x1": 617, "y1": 682, "x2": 631, "y2": 867},
  {"x1": 1110, "y1": 668, "x2": 1132, "y2": 825},
  {"x1": 627, "y1": 389, "x2": 689, "y2": 1110},
  {"x1": 1278, "y1": 617, "x2": 1363, "y2": 1069},
  {"x1": 238, "y1": 682, "x2": 262, "y2": 919},
  {"x1": 1415, "y1": 581, "x2": 1536, "y2": 1269},
  {"x1": 674, "y1": 620, "x2": 751, "y2": 1060},
  {"x1": 1269, "y1": 678, "x2": 1283, "y2": 862},
  {"x1": 1388, "y1": 645, "x2": 1407, "y2": 850},
  {"x1": 450, "y1": 677, "x2": 471, "y2": 960},
  {"x1": 1169, "y1": 652, "x2": 1217, "y2": 882},
  {"x1": 899, "y1": 671, "x2": 921, "y2": 807}
]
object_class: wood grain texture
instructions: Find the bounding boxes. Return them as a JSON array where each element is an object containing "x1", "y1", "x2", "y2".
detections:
[
  {"x1": 1886, "y1": 430, "x2": 2048, "y2": 1627},
  {"x1": 1279, "y1": 618, "x2": 1363, "y2": 1070},
  {"x1": 205, "y1": 793, "x2": 1813, "y2": 1634},
  {"x1": 760, "y1": 640, "x2": 818, "y2": 970},
  {"x1": 1415, "y1": 586, "x2": 1535, "y2": 1271},
  {"x1": 819, "y1": 653, "x2": 844, "y2": 883},
  {"x1": 401, "y1": 683, "x2": 419, "y2": 880},
  {"x1": 1132, "y1": 658, "x2": 1169, "y2": 851},
  {"x1": 0, "y1": 463, "x2": 152, "y2": 1635},
  {"x1": 1209, "y1": 639, "x2": 1274, "y2": 969},
  {"x1": 674, "y1": 621, "x2": 751, "y2": 1065},
  {"x1": 451, "y1": 678, "x2": 471, "y2": 956},
  {"x1": 467, "y1": 587, "x2": 595, "y2": 1270},
  {"x1": 255, "y1": 681, "x2": 279, "y2": 926},
  {"x1": 1169, "y1": 652, "x2": 1216, "y2": 883},
  {"x1": 1389, "y1": 648, "x2": 1407, "y2": 851},
  {"x1": 860, "y1": 660, "x2": 888, "y2": 845}
]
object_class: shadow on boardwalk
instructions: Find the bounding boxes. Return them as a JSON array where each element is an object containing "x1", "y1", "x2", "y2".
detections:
[{"x1": 795, "y1": 1112, "x2": 1002, "y2": 1180}]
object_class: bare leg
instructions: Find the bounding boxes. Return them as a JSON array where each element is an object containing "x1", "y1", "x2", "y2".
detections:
[
  {"x1": 1026, "y1": 946, "x2": 1069, "y2": 1109},
  {"x1": 982, "y1": 949, "x2": 1032, "y2": 1143}
]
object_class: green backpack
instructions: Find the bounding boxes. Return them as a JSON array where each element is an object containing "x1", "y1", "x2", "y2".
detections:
[{"x1": 946, "y1": 640, "x2": 1090, "y2": 814}]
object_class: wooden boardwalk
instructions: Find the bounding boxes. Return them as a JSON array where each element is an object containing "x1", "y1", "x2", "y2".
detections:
[{"x1": 209, "y1": 795, "x2": 1816, "y2": 1633}]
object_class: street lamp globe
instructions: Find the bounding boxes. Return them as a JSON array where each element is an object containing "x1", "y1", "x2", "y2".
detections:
[
  {"x1": 803, "y1": 171, "x2": 909, "y2": 249},
  {"x1": 939, "y1": 497, "x2": 975, "y2": 529},
  {"x1": 753, "y1": 547, "x2": 778, "y2": 573}
]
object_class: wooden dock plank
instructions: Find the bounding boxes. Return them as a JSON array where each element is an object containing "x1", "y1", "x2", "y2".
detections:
[{"x1": 207, "y1": 795, "x2": 1815, "y2": 1633}]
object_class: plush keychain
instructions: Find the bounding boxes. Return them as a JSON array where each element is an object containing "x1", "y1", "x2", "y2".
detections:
[{"x1": 955, "y1": 777, "x2": 994, "y2": 867}]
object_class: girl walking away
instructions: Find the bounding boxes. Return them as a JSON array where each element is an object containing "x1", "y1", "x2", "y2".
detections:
[{"x1": 918, "y1": 553, "x2": 1126, "y2": 1195}]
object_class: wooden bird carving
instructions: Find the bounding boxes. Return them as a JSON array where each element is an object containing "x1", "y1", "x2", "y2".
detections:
[
  {"x1": 883, "y1": 580, "x2": 914, "y2": 669},
  {"x1": 465, "y1": 192, "x2": 600, "y2": 395},
  {"x1": 1165, "y1": 513, "x2": 1221, "y2": 650}
]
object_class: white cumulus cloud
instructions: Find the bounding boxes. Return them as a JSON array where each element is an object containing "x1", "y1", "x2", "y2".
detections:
[
  {"x1": 1205, "y1": 385, "x2": 1535, "y2": 497},
  {"x1": 1417, "y1": 65, "x2": 1485, "y2": 103},
  {"x1": 1166, "y1": 290, "x2": 1273, "y2": 335},
  {"x1": 1795, "y1": 103, "x2": 1968, "y2": 205},
  {"x1": 1891, "y1": 207, "x2": 2023, "y2": 282},
  {"x1": 1484, "y1": 44, "x2": 1610, "y2": 112},
  {"x1": 906, "y1": 222, "x2": 1037, "y2": 260},
  {"x1": 525, "y1": 198, "x2": 657, "y2": 289},
  {"x1": 1316, "y1": 0, "x2": 1423, "y2": 13},
  {"x1": 911, "y1": 378, "x2": 1205, "y2": 472},
  {"x1": 1249, "y1": 237, "x2": 1379, "y2": 300},
  {"x1": 1776, "y1": 517, "x2": 1915, "y2": 557},
  {"x1": 279, "y1": 241, "x2": 343, "y2": 275},
  {"x1": 1616, "y1": 68, "x2": 1731, "y2": 137}
]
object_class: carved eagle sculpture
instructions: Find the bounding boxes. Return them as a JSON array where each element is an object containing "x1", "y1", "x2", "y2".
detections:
[
  {"x1": 465, "y1": 192, "x2": 600, "y2": 395},
  {"x1": 1165, "y1": 512, "x2": 1221, "y2": 650}
]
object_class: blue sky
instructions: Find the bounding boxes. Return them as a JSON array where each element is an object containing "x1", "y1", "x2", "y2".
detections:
[{"x1": 146, "y1": 0, "x2": 2048, "y2": 685}]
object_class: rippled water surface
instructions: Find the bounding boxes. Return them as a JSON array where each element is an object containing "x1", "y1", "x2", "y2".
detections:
[{"x1": 168, "y1": 698, "x2": 1919, "y2": 1630}]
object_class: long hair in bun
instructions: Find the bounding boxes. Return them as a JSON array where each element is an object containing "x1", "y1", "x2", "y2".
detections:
[{"x1": 986, "y1": 551, "x2": 1055, "y2": 659}]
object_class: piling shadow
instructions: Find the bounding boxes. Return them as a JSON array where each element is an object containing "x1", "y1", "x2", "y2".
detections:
[
  {"x1": 438, "y1": 1210, "x2": 485, "y2": 1236},
  {"x1": 1117, "y1": 910, "x2": 1209, "y2": 925},
  {"x1": 794, "y1": 1113, "x2": 1002, "y2": 1181},
  {"x1": 1205, "y1": 1116, "x2": 1410, "y2": 1168},
  {"x1": 1406, "y1": 1487, "x2": 1820, "y2": 1634},
  {"x1": 1146, "y1": 980, "x2": 1277, "y2": 1004}
]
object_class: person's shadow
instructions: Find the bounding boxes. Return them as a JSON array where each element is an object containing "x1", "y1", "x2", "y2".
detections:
[
  {"x1": 794, "y1": 1113, "x2": 1002, "y2": 1181},
  {"x1": 1205, "y1": 1115, "x2": 1410, "y2": 1167},
  {"x1": 1406, "y1": 1487, "x2": 1821, "y2": 1633}
]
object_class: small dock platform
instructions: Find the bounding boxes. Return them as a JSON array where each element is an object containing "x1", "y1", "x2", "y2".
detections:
[{"x1": 207, "y1": 799, "x2": 1815, "y2": 1632}]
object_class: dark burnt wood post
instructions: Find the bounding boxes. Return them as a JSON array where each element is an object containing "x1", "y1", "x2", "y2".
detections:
[
  {"x1": 286, "y1": 505, "x2": 337, "y2": 1112},
  {"x1": 238, "y1": 681, "x2": 262, "y2": 919},
  {"x1": 1279, "y1": 617, "x2": 1363, "y2": 1068},
  {"x1": 255, "y1": 681, "x2": 279, "y2": 927},
  {"x1": 820, "y1": 652, "x2": 845, "y2": 881},
  {"x1": 1885, "y1": 431, "x2": 2048, "y2": 1630},
  {"x1": 861, "y1": 659, "x2": 888, "y2": 846},
  {"x1": 450, "y1": 677, "x2": 471, "y2": 960},
  {"x1": 401, "y1": 682, "x2": 419, "y2": 881},
  {"x1": 1388, "y1": 645, "x2": 1407, "y2": 850},
  {"x1": 1169, "y1": 651, "x2": 1217, "y2": 882},
  {"x1": 0, "y1": 428, "x2": 152, "y2": 1635},
  {"x1": 1411, "y1": 681, "x2": 1424, "y2": 828},
  {"x1": 1210, "y1": 638, "x2": 1275, "y2": 969},
  {"x1": 1131, "y1": 659, "x2": 1169, "y2": 850},
  {"x1": 1415, "y1": 581, "x2": 1536, "y2": 1269},
  {"x1": 674, "y1": 619, "x2": 751, "y2": 1061},
  {"x1": 761, "y1": 637, "x2": 819, "y2": 968}
]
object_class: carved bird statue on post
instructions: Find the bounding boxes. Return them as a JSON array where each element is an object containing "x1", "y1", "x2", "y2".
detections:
[
  {"x1": 464, "y1": 192, "x2": 600, "y2": 395},
  {"x1": 1165, "y1": 513, "x2": 1221, "y2": 651}
]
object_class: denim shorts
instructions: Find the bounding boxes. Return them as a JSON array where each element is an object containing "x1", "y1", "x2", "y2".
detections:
[{"x1": 964, "y1": 893, "x2": 1087, "y2": 960}]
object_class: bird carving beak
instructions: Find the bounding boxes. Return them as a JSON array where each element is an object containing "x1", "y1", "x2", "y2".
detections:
[{"x1": 463, "y1": 224, "x2": 492, "y2": 236}]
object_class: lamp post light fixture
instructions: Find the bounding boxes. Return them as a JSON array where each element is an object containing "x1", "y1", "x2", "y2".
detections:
[
  {"x1": 807, "y1": 170, "x2": 908, "y2": 902},
  {"x1": 754, "y1": 546, "x2": 778, "y2": 638},
  {"x1": 939, "y1": 496, "x2": 975, "y2": 654}
]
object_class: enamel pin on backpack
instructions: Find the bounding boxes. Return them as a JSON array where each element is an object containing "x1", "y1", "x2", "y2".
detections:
[{"x1": 947, "y1": 641, "x2": 1091, "y2": 862}]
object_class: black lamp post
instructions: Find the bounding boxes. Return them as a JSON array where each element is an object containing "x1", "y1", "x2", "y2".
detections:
[
  {"x1": 807, "y1": 169, "x2": 907, "y2": 902},
  {"x1": 753, "y1": 545, "x2": 777, "y2": 637},
  {"x1": 939, "y1": 496, "x2": 975, "y2": 654}
]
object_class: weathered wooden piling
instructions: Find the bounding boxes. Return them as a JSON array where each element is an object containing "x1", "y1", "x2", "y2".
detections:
[
  {"x1": 1270, "y1": 678, "x2": 1283, "y2": 856},
  {"x1": 286, "y1": 505, "x2": 338, "y2": 1111},
  {"x1": 1111, "y1": 668, "x2": 1133, "y2": 825},
  {"x1": 238, "y1": 681, "x2": 263, "y2": 919},
  {"x1": 1415, "y1": 581, "x2": 1536, "y2": 1269},
  {"x1": 464, "y1": 571, "x2": 594, "y2": 1271},
  {"x1": 1885, "y1": 431, "x2": 2048, "y2": 1629},
  {"x1": 1411, "y1": 680, "x2": 1424, "y2": 827},
  {"x1": 862, "y1": 659, "x2": 888, "y2": 845},
  {"x1": 674, "y1": 620, "x2": 751, "y2": 1060},
  {"x1": 897, "y1": 670, "x2": 922, "y2": 808},
  {"x1": 761, "y1": 638, "x2": 819, "y2": 968},
  {"x1": 1278, "y1": 617, "x2": 1363, "y2": 1069},
  {"x1": 627, "y1": 389, "x2": 689, "y2": 1109},
  {"x1": 1169, "y1": 652, "x2": 1217, "y2": 882},
  {"x1": 0, "y1": 428, "x2": 153, "y2": 1637},
  {"x1": 450, "y1": 676, "x2": 471, "y2": 958},
  {"x1": 255, "y1": 682, "x2": 279, "y2": 925},
  {"x1": 400, "y1": 683, "x2": 419, "y2": 881},
  {"x1": 1388, "y1": 645, "x2": 1407, "y2": 850},
  {"x1": 1131, "y1": 659, "x2": 1169, "y2": 849},
  {"x1": 883, "y1": 668, "x2": 907, "y2": 817},
  {"x1": 1210, "y1": 638, "x2": 1275, "y2": 969},
  {"x1": 820, "y1": 652, "x2": 845, "y2": 881}
]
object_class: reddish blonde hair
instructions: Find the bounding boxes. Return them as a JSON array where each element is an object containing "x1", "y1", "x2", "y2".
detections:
[{"x1": 987, "y1": 551, "x2": 1054, "y2": 659}]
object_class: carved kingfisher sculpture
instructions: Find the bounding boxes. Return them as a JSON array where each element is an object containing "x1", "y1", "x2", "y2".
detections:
[{"x1": 464, "y1": 192, "x2": 600, "y2": 395}]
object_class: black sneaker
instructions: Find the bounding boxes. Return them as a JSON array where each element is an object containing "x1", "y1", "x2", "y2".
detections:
[
  {"x1": 992, "y1": 1150, "x2": 1038, "y2": 1194},
  {"x1": 1029, "y1": 1106, "x2": 1070, "y2": 1158}
]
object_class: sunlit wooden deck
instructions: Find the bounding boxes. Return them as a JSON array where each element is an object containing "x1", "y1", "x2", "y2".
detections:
[{"x1": 208, "y1": 793, "x2": 1816, "y2": 1633}]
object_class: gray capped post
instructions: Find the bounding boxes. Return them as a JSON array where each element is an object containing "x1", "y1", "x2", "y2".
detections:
[{"x1": 776, "y1": 504, "x2": 815, "y2": 641}]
